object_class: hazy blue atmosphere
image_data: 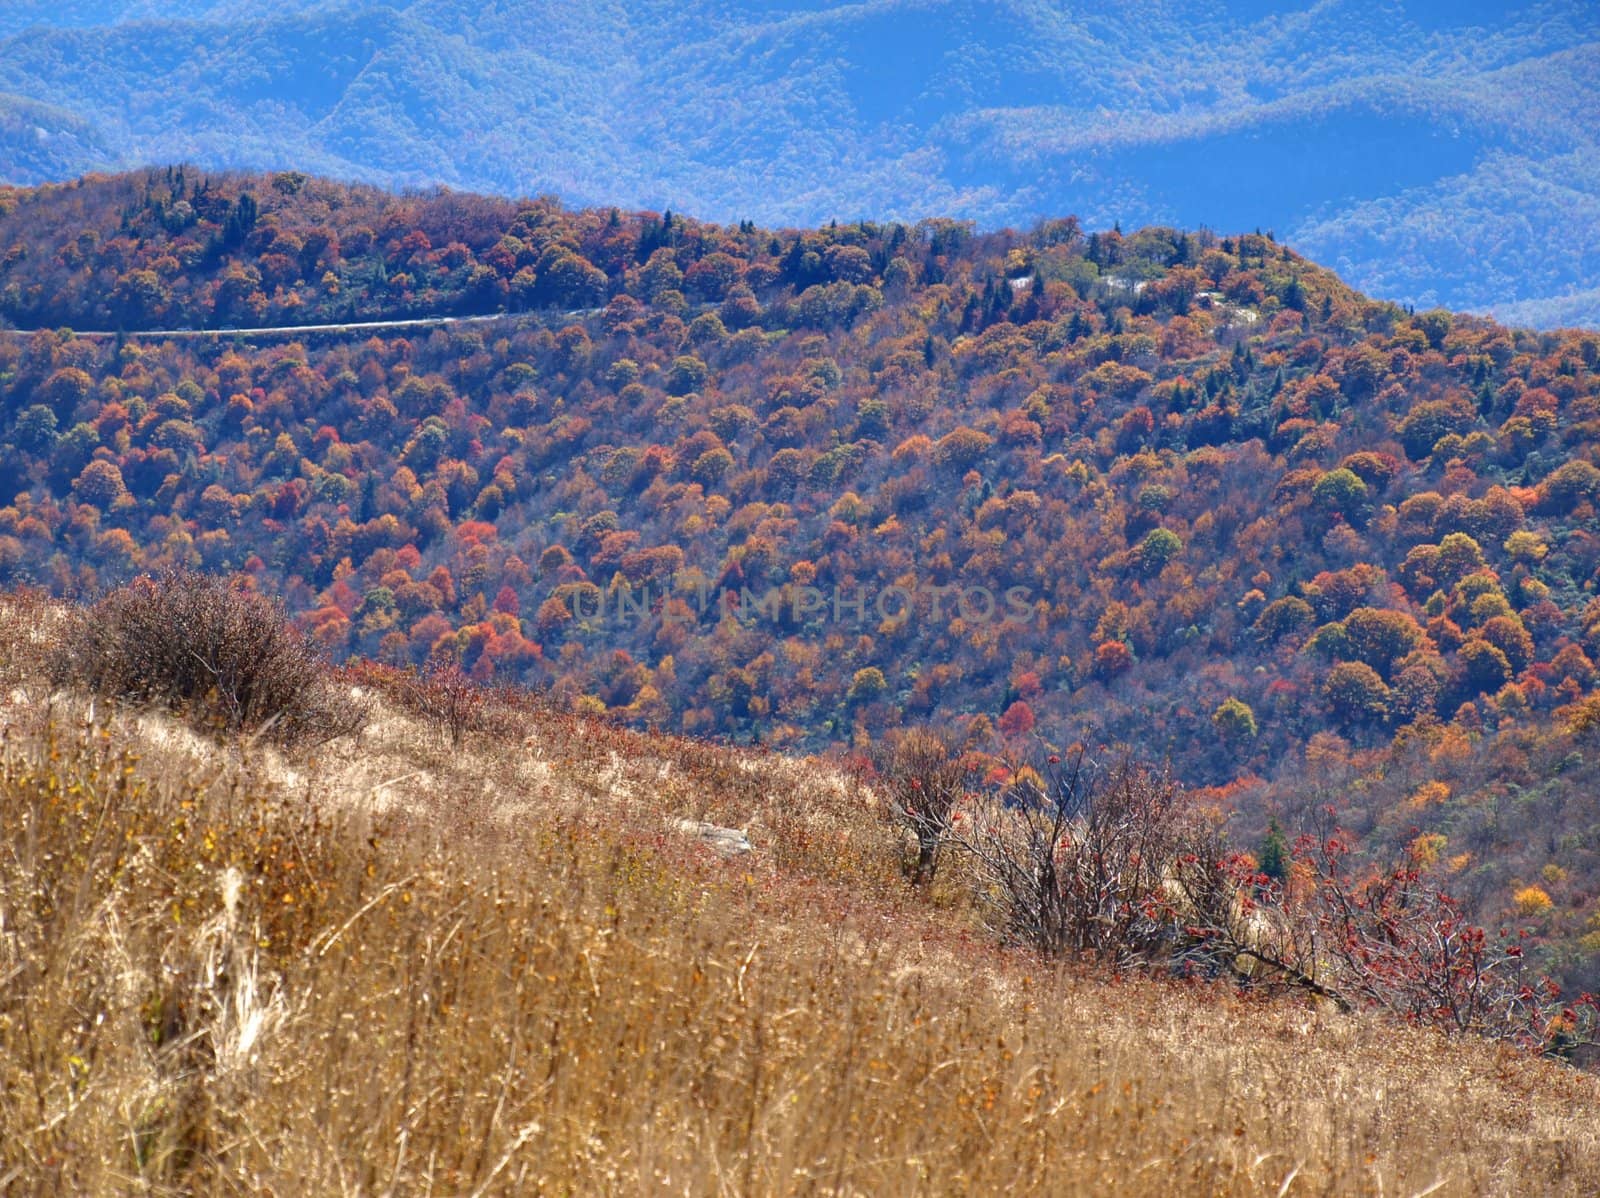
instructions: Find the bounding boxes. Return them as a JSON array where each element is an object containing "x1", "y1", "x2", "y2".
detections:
[{"x1": 1, "y1": 0, "x2": 1595, "y2": 326}]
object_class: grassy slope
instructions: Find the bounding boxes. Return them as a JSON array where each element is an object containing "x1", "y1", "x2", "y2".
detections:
[{"x1": 2, "y1": 593, "x2": 1599, "y2": 1195}]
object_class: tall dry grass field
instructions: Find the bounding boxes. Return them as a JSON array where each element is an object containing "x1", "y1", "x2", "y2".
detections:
[{"x1": 1, "y1": 593, "x2": 1598, "y2": 1195}]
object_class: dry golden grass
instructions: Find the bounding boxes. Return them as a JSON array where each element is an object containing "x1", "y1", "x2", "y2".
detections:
[{"x1": 2, "y1": 595, "x2": 1599, "y2": 1195}]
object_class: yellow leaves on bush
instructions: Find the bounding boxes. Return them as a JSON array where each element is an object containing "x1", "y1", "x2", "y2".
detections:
[
  {"x1": 1408, "y1": 833, "x2": 1448, "y2": 870},
  {"x1": 1426, "y1": 724, "x2": 1478, "y2": 768},
  {"x1": 1406, "y1": 781, "x2": 1450, "y2": 810},
  {"x1": 1512, "y1": 885, "x2": 1553, "y2": 916},
  {"x1": 1564, "y1": 694, "x2": 1600, "y2": 737}
]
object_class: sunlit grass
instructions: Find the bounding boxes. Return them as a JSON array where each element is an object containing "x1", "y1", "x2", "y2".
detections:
[{"x1": 2, "y1": 595, "x2": 1598, "y2": 1195}]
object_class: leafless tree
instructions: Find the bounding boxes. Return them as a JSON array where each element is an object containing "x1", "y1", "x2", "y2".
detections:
[{"x1": 870, "y1": 728, "x2": 971, "y2": 886}]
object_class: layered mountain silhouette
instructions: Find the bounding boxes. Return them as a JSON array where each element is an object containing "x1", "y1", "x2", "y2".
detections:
[{"x1": 0, "y1": 1, "x2": 1595, "y2": 326}]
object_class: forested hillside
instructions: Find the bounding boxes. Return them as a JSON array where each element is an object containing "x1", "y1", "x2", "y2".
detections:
[
  {"x1": 0, "y1": 1, "x2": 1596, "y2": 325},
  {"x1": 6, "y1": 168, "x2": 1600, "y2": 983}
]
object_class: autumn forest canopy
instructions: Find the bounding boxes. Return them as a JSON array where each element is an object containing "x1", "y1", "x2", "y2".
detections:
[{"x1": 6, "y1": 166, "x2": 1600, "y2": 987}]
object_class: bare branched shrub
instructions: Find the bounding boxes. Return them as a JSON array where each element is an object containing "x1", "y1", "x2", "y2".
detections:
[
  {"x1": 1215, "y1": 821, "x2": 1600, "y2": 1049},
  {"x1": 960, "y1": 755, "x2": 1216, "y2": 963},
  {"x1": 340, "y1": 657, "x2": 497, "y2": 748},
  {"x1": 1159, "y1": 849, "x2": 1353, "y2": 1008},
  {"x1": 963, "y1": 754, "x2": 1600, "y2": 1048},
  {"x1": 869, "y1": 727, "x2": 972, "y2": 885},
  {"x1": 51, "y1": 570, "x2": 366, "y2": 746},
  {"x1": 414, "y1": 658, "x2": 487, "y2": 748}
]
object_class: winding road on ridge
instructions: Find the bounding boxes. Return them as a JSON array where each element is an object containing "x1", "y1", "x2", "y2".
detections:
[{"x1": 0, "y1": 310, "x2": 596, "y2": 340}]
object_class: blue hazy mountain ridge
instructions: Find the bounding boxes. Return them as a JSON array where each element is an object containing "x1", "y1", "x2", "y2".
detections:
[{"x1": 0, "y1": 0, "x2": 1594, "y2": 327}]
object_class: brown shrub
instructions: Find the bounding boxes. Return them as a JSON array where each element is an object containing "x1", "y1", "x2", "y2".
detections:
[{"x1": 50, "y1": 570, "x2": 366, "y2": 746}]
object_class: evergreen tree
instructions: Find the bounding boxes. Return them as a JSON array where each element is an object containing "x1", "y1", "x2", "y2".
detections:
[{"x1": 1259, "y1": 819, "x2": 1289, "y2": 883}]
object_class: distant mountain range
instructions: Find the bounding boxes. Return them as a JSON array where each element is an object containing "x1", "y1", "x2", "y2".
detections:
[{"x1": 0, "y1": 0, "x2": 1596, "y2": 327}]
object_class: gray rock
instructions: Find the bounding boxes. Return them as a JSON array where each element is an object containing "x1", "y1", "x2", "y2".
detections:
[{"x1": 669, "y1": 818, "x2": 753, "y2": 856}]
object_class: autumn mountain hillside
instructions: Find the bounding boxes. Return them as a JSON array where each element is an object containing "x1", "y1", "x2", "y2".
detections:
[{"x1": 6, "y1": 168, "x2": 1600, "y2": 985}]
